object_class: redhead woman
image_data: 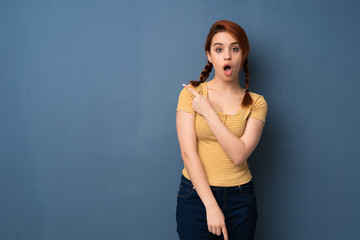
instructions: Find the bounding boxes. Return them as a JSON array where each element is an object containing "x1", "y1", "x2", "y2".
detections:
[{"x1": 175, "y1": 20, "x2": 268, "y2": 240}]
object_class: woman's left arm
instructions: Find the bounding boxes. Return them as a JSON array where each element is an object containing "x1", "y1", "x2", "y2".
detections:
[
  {"x1": 204, "y1": 111, "x2": 264, "y2": 164},
  {"x1": 183, "y1": 84, "x2": 265, "y2": 165}
]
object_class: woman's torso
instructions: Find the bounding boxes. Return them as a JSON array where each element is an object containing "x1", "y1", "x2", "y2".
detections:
[{"x1": 180, "y1": 82, "x2": 267, "y2": 187}]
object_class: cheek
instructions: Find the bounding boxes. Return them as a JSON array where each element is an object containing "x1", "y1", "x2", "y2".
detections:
[
  {"x1": 213, "y1": 63, "x2": 223, "y2": 73},
  {"x1": 235, "y1": 65, "x2": 242, "y2": 73}
]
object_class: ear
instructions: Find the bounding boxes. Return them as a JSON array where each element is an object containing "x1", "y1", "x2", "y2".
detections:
[{"x1": 206, "y1": 50, "x2": 212, "y2": 63}]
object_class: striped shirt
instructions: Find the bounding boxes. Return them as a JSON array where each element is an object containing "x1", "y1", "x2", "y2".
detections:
[{"x1": 176, "y1": 81, "x2": 268, "y2": 186}]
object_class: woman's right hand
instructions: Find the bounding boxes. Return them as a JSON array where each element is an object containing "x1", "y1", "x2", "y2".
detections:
[{"x1": 206, "y1": 205, "x2": 228, "y2": 240}]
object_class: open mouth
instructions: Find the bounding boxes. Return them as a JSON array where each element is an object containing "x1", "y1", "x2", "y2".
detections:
[{"x1": 223, "y1": 64, "x2": 233, "y2": 76}]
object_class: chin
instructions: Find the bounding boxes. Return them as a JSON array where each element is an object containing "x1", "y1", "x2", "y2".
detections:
[{"x1": 222, "y1": 76, "x2": 237, "y2": 81}]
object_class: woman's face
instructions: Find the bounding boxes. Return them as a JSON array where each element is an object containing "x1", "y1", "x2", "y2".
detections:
[{"x1": 206, "y1": 31, "x2": 243, "y2": 80}]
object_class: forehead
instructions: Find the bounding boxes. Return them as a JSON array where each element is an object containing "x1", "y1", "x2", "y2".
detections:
[{"x1": 211, "y1": 31, "x2": 238, "y2": 45}]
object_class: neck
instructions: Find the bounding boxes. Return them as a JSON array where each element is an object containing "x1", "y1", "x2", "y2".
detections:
[{"x1": 208, "y1": 74, "x2": 243, "y2": 94}]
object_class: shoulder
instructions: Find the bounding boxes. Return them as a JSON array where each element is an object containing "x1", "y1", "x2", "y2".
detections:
[
  {"x1": 248, "y1": 91, "x2": 267, "y2": 107},
  {"x1": 247, "y1": 91, "x2": 268, "y2": 123},
  {"x1": 248, "y1": 91, "x2": 266, "y2": 101}
]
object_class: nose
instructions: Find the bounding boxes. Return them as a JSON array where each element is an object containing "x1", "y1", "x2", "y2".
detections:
[{"x1": 224, "y1": 50, "x2": 232, "y2": 60}]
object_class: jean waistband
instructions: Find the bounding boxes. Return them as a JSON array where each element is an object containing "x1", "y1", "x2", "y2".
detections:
[{"x1": 181, "y1": 174, "x2": 252, "y2": 190}]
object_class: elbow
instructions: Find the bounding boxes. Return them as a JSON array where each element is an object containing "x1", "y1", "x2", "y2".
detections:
[
  {"x1": 233, "y1": 158, "x2": 244, "y2": 165},
  {"x1": 232, "y1": 140, "x2": 248, "y2": 165},
  {"x1": 181, "y1": 150, "x2": 199, "y2": 162},
  {"x1": 232, "y1": 154, "x2": 247, "y2": 165}
]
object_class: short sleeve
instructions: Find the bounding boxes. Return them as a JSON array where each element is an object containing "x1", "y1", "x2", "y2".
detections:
[
  {"x1": 176, "y1": 87, "x2": 196, "y2": 115},
  {"x1": 248, "y1": 95, "x2": 268, "y2": 124}
]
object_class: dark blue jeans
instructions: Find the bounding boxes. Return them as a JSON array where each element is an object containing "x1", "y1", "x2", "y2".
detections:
[{"x1": 176, "y1": 174, "x2": 258, "y2": 240}]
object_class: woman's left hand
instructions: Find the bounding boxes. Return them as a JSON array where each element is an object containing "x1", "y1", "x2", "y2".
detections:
[{"x1": 183, "y1": 84, "x2": 214, "y2": 117}]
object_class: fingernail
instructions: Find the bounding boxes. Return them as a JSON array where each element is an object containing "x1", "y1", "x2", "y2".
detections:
[{"x1": 182, "y1": 83, "x2": 186, "y2": 86}]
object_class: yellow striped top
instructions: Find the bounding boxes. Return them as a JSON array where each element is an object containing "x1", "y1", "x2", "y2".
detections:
[{"x1": 176, "y1": 81, "x2": 268, "y2": 186}]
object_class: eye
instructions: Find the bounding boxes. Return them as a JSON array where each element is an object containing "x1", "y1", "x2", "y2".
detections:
[
  {"x1": 232, "y1": 47, "x2": 239, "y2": 52},
  {"x1": 215, "y1": 48, "x2": 222, "y2": 53}
]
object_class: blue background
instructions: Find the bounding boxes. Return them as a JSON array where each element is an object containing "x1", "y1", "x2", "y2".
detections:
[{"x1": 1, "y1": 0, "x2": 359, "y2": 239}]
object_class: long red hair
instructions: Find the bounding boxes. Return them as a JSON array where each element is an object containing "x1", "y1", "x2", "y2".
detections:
[{"x1": 189, "y1": 20, "x2": 253, "y2": 108}]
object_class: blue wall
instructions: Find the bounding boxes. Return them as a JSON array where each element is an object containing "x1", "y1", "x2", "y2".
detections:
[{"x1": 1, "y1": 0, "x2": 359, "y2": 239}]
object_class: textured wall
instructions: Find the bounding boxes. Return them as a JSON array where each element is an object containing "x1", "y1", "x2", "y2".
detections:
[{"x1": 1, "y1": 0, "x2": 359, "y2": 239}]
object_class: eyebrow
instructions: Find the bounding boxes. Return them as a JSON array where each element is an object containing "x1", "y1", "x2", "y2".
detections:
[{"x1": 213, "y1": 42, "x2": 239, "y2": 47}]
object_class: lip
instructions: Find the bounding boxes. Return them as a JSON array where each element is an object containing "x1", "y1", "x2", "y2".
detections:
[
  {"x1": 223, "y1": 63, "x2": 233, "y2": 69},
  {"x1": 223, "y1": 63, "x2": 233, "y2": 76}
]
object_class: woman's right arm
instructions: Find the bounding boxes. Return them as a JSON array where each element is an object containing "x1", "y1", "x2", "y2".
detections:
[{"x1": 176, "y1": 110, "x2": 228, "y2": 239}]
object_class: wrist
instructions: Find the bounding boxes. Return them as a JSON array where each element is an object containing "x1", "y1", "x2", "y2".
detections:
[{"x1": 204, "y1": 200, "x2": 219, "y2": 210}]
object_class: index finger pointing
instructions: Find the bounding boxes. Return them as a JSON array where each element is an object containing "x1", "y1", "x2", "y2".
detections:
[
  {"x1": 182, "y1": 84, "x2": 199, "y2": 96},
  {"x1": 222, "y1": 226, "x2": 228, "y2": 240}
]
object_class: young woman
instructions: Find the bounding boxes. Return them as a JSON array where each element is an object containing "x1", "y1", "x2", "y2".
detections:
[{"x1": 175, "y1": 20, "x2": 268, "y2": 240}]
